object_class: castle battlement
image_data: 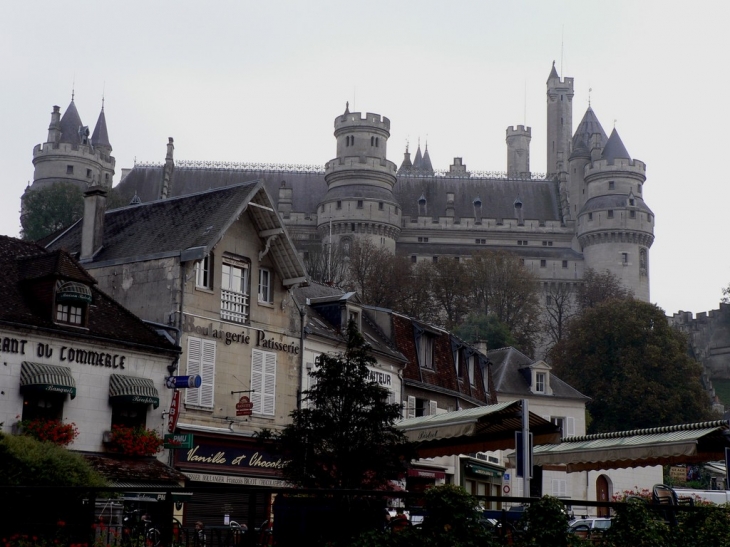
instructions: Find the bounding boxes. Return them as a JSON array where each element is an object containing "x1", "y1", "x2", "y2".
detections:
[
  {"x1": 506, "y1": 125, "x2": 531, "y2": 136},
  {"x1": 325, "y1": 156, "x2": 397, "y2": 174},
  {"x1": 585, "y1": 157, "x2": 646, "y2": 178},
  {"x1": 335, "y1": 111, "x2": 391, "y2": 133},
  {"x1": 33, "y1": 142, "x2": 114, "y2": 166}
]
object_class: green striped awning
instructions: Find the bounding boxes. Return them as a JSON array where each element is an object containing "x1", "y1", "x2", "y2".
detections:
[
  {"x1": 109, "y1": 374, "x2": 160, "y2": 409},
  {"x1": 20, "y1": 362, "x2": 76, "y2": 399}
]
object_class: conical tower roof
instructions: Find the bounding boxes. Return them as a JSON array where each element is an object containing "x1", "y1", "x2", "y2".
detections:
[
  {"x1": 91, "y1": 105, "x2": 112, "y2": 152},
  {"x1": 421, "y1": 144, "x2": 434, "y2": 173},
  {"x1": 571, "y1": 107, "x2": 608, "y2": 158},
  {"x1": 412, "y1": 145, "x2": 424, "y2": 170},
  {"x1": 59, "y1": 100, "x2": 84, "y2": 145},
  {"x1": 546, "y1": 61, "x2": 559, "y2": 83},
  {"x1": 398, "y1": 146, "x2": 413, "y2": 172},
  {"x1": 601, "y1": 128, "x2": 631, "y2": 162}
]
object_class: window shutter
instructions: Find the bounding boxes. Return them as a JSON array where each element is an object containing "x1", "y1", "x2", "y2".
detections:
[
  {"x1": 200, "y1": 339, "x2": 216, "y2": 408},
  {"x1": 566, "y1": 417, "x2": 575, "y2": 437},
  {"x1": 407, "y1": 396, "x2": 416, "y2": 419},
  {"x1": 185, "y1": 337, "x2": 202, "y2": 406},
  {"x1": 429, "y1": 400, "x2": 438, "y2": 416},
  {"x1": 262, "y1": 351, "x2": 276, "y2": 416},
  {"x1": 552, "y1": 479, "x2": 567, "y2": 497},
  {"x1": 252, "y1": 349, "x2": 276, "y2": 416}
]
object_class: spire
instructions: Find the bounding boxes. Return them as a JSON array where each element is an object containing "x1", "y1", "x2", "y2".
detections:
[
  {"x1": 421, "y1": 142, "x2": 434, "y2": 174},
  {"x1": 601, "y1": 128, "x2": 632, "y2": 162},
  {"x1": 547, "y1": 60, "x2": 559, "y2": 83},
  {"x1": 58, "y1": 100, "x2": 85, "y2": 145},
  {"x1": 91, "y1": 103, "x2": 112, "y2": 153},
  {"x1": 398, "y1": 143, "x2": 413, "y2": 173},
  {"x1": 412, "y1": 142, "x2": 423, "y2": 170},
  {"x1": 571, "y1": 106, "x2": 608, "y2": 158},
  {"x1": 344, "y1": 101, "x2": 350, "y2": 115}
]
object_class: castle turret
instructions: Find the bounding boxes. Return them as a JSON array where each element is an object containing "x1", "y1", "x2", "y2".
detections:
[
  {"x1": 567, "y1": 107, "x2": 608, "y2": 218},
  {"x1": 546, "y1": 62, "x2": 574, "y2": 175},
  {"x1": 318, "y1": 105, "x2": 400, "y2": 252},
  {"x1": 576, "y1": 128, "x2": 654, "y2": 301},
  {"x1": 29, "y1": 98, "x2": 116, "y2": 196},
  {"x1": 506, "y1": 125, "x2": 531, "y2": 178}
]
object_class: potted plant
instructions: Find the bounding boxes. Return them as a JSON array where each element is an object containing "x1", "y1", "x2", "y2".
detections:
[
  {"x1": 14, "y1": 418, "x2": 79, "y2": 447},
  {"x1": 105, "y1": 424, "x2": 164, "y2": 456}
]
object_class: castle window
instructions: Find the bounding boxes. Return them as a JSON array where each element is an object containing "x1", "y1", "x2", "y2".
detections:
[
  {"x1": 517, "y1": 240, "x2": 528, "y2": 246},
  {"x1": 395, "y1": 207, "x2": 399, "y2": 214},
  {"x1": 630, "y1": 210, "x2": 636, "y2": 218},
  {"x1": 609, "y1": 181, "x2": 615, "y2": 190},
  {"x1": 622, "y1": 252, "x2": 629, "y2": 265},
  {"x1": 378, "y1": 202, "x2": 383, "y2": 210},
  {"x1": 637, "y1": 185, "x2": 641, "y2": 194},
  {"x1": 336, "y1": 201, "x2": 342, "y2": 209},
  {"x1": 540, "y1": 260, "x2": 546, "y2": 268},
  {"x1": 475, "y1": 239, "x2": 486, "y2": 244},
  {"x1": 588, "y1": 213, "x2": 593, "y2": 221},
  {"x1": 371, "y1": 136, "x2": 374, "y2": 146},
  {"x1": 562, "y1": 260, "x2": 568, "y2": 268},
  {"x1": 411, "y1": 255, "x2": 417, "y2": 263},
  {"x1": 418, "y1": 237, "x2": 429, "y2": 243},
  {"x1": 629, "y1": 198, "x2": 635, "y2": 206},
  {"x1": 105, "y1": 173, "x2": 109, "y2": 182},
  {"x1": 351, "y1": 223, "x2": 355, "y2": 231},
  {"x1": 608, "y1": 210, "x2": 614, "y2": 219},
  {"x1": 86, "y1": 169, "x2": 92, "y2": 178},
  {"x1": 546, "y1": 294, "x2": 553, "y2": 305},
  {"x1": 648, "y1": 214, "x2": 653, "y2": 222},
  {"x1": 66, "y1": 165, "x2": 73, "y2": 174},
  {"x1": 433, "y1": 256, "x2": 438, "y2": 263},
  {"x1": 376, "y1": 137, "x2": 379, "y2": 147},
  {"x1": 357, "y1": 200, "x2": 363, "y2": 209}
]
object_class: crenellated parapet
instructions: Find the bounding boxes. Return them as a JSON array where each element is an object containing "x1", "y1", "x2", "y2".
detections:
[
  {"x1": 578, "y1": 230, "x2": 654, "y2": 249},
  {"x1": 585, "y1": 157, "x2": 646, "y2": 182}
]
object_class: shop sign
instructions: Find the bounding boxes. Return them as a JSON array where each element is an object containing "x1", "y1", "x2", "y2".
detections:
[
  {"x1": 466, "y1": 463, "x2": 502, "y2": 478},
  {"x1": 164, "y1": 433, "x2": 193, "y2": 449},
  {"x1": 167, "y1": 390, "x2": 181, "y2": 433},
  {"x1": 182, "y1": 315, "x2": 300, "y2": 354},
  {"x1": 175, "y1": 438, "x2": 287, "y2": 473},
  {"x1": 235, "y1": 396, "x2": 254, "y2": 416},
  {"x1": 165, "y1": 375, "x2": 202, "y2": 389},
  {"x1": 669, "y1": 466, "x2": 686, "y2": 482},
  {"x1": 183, "y1": 472, "x2": 288, "y2": 488},
  {"x1": 0, "y1": 335, "x2": 129, "y2": 369}
]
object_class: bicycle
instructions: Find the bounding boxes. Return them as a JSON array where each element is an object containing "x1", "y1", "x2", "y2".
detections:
[{"x1": 122, "y1": 510, "x2": 161, "y2": 547}]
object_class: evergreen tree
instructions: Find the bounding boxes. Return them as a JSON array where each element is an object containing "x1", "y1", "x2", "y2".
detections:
[{"x1": 277, "y1": 321, "x2": 413, "y2": 489}]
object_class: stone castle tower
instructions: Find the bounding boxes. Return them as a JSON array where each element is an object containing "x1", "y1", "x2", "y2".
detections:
[
  {"x1": 317, "y1": 104, "x2": 401, "y2": 253},
  {"x1": 27, "y1": 97, "x2": 115, "y2": 196}
]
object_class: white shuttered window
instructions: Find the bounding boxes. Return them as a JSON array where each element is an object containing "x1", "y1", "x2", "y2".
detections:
[
  {"x1": 185, "y1": 336, "x2": 216, "y2": 408},
  {"x1": 251, "y1": 349, "x2": 276, "y2": 416}
]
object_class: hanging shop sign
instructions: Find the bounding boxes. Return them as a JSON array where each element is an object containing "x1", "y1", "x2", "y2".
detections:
[
  {"x1": 167, "y1": 390, "x2": 181, "y2": 433},
  {"x1": 164, "y1": 433, "x2": 194, "y2": 449},
  {"x1": 235, "y1": 396, "x2": 254, "y2": 417},
  {"x1": 165, "y1": 375, "x2": 202, "y2": 389}
]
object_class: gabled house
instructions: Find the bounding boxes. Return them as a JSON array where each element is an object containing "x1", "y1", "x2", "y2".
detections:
[
  {"x1": 292, "y1": 284, "x2": 407, "y2": 407},
  {"x1": 0, "y1": 235, "x2": 182, "y2": 487},
  {"x1": 489, "y1": 346, "x2": 662, "y2": 515},
  {"x1": 46, "y1": 181, "x2": 308, "y2": 527}
]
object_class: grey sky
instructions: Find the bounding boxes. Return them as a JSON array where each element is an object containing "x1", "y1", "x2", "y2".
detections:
[{"x1": 2, "y1": 1, "x2": 729, "y2": 316}]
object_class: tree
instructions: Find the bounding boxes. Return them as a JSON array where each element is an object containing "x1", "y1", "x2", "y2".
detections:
[
  {"x1": 429, "y1": 258, "x2": 470, "y2": 329},
  {"x1": 303, "y1": 241, "x2": 349, "y2": 286},
  {"x1": 465, "y1": 250, "x2": 541, "y2": 356},
  {"x1": 21, "y1": 182, "x2": 85, "y2": 241},
  {"x1": 0, "y1": 432, "x2": 106, "y2": 486},
  {"x1": 276, "y1": 321, "x2": 413, "y2": 489},
  {"x1": 576, "y1": 268, "x2": 633, "y2": 310},
  {"x1": 542, "y1": 282, "x2": 578, "y2": 347},
  {"x1": 550, "y1": 298, "x2": 714, "y2": 433},
  {"x1": 453, "y1": 313, "x2": 516, "y2": 349}
]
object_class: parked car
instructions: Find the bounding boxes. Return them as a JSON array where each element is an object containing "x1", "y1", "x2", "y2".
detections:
[{"x1": 569, "y1": 517, "x2": 612, "y2": 532}]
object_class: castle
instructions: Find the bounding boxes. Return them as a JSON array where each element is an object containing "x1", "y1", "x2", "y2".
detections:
[{"x1": 26, "y1": 63, "x2": 654, "y2": 303}]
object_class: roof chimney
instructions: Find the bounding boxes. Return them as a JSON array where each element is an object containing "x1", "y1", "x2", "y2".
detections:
[
  {"x1": 80, "y1": 186, "x2": 107, "y2": 261},
  {"x1": 161, "y1": 137, "x2": 175, "y2": 199}
]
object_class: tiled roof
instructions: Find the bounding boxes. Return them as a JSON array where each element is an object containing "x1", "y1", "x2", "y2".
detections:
[
  {"x1": 47, "y1": 182, "x2": 307, "y2": 284},
  {"x1": 0, "y1": 235, "x2": 178, "y2": 353},
  {"x1": 488, "y1": 346, "x2": 588, "y2": 400},
  {"x1": 82, "y1": 452, "x2": 187, "y2": 485},
  {"x1": 602, "y1": 128, "x2": 632, "y2": 162}
]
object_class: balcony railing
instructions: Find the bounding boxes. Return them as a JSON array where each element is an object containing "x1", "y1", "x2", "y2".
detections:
[{"x1": 221, "y1": 289, "x2": 249, "y2": 323}]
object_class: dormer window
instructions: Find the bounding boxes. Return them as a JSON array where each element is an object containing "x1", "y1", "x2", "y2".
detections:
[{"x1": 55, "y1": 281, "x2": 91, "y2": 327}]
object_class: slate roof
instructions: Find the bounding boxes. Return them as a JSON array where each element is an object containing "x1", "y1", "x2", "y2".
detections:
[
  {"x1": 0, "y1": 235, "x2": 178, "y2": 353},
  {"x1": 91, "y1": 107, "x2": 112, "y2": 150},
  {"x1": 488, "y1": 346, "x2": 588, "y2": 401},
  {"x1": 571, "y1": 107, "x2": 608, "y2": 158},
  {"x1": 579, "y1": 195, "x2": 654, "y2": 216},
  {"x1": 601, "y1": 128, "x2": 631, "y2": 162},
  {"x1": 46, "y1": 182, "x2": 307, "y2": 284},
  {"x1": 292, "y1": 283, "x2": 407, "y2": 364},
  {"x1": 547, "y1": 62, "x2": 560, "y2": 82},
  {"x1": 59, "y1": 100, "x2": 84, "y2": 145},
  {"x1": 116, "y1": 162, "x2": 561, "y2": 224}
]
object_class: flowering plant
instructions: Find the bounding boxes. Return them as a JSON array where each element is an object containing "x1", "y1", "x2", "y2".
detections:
[
  {"x1": 106, "y1": 425, "x2": 163, "y2": 456},
  {"x1": 16, "y1": 418, "x2": 79, "y2": 446}
]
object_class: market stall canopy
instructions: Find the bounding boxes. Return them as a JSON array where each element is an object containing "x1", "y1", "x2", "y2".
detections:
[
  {"x1": 519, "y1": 420, "x2": 730, "y2": 473},
  {"x1": 396, "y1": 401, "x2": 561, "y2": 458},
  {"x1": 20, "y1": 361, "x2": 76, "y2": 399}
]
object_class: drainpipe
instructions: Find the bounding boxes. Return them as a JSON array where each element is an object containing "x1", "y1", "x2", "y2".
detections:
[{"x1": 289, "y1": 287, "x2": 307, "y2": 409}]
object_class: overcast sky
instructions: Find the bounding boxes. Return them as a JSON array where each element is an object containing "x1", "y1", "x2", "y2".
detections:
[{"x1": 2, "y1": 1, "x2": 729, "y2": 316}]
